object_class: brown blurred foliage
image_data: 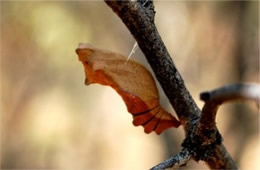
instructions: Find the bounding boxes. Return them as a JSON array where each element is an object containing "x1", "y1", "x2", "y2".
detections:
[{"x1": 0, "y1": 1, "x2": 259, "y2": 169}]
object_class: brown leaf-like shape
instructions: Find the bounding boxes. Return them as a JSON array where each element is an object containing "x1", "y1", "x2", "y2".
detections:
[{"x1": 76, "y1": 43, "x2": 180, "y2": 134}]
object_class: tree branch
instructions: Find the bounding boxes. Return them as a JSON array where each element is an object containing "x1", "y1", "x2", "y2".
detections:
[
  {"x1": 105, "y1": 0, "x2": 200, "y2": 131},
  {"x1": 190, "y1": 83, "x2": 259, "y2": 169},
  {"x1": 200, "y1": 83, "x2": 260, "y2": 103},
  {"x1": 150, "y1": 148, "x2": 191, "y2": 170},
  {"x1": 104, "y1": 0, "x2": 239, "y2": 169},
  {"x1": 199, "y1": 83, "x2": 260, "y2": 130}
]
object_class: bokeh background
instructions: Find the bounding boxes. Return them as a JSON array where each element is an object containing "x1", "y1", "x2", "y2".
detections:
[{"x1": 1, "y1": 1, "x2": 259, "y2": 169}]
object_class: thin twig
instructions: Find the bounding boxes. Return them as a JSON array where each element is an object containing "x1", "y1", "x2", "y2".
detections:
[{"x1": 150, "y1": 148, "x2": 191, "y2": 170}]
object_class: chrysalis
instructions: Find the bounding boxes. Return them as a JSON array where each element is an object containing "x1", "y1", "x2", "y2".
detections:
[{"x1": 76, "y1": 43, "x2": 180, "y2": 134}]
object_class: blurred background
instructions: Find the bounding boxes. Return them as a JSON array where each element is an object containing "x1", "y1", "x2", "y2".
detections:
[{"x1": 1, "y1": 1, "x2": 259, "y2": 169}]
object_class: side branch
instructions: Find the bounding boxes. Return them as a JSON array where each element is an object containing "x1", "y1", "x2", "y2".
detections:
[
  {"x1": 200, "y1": 83, "x2": 260, "y2": 103},
  {"x1": 191, "y1": 83, "x2": 259, "y2": 169},
  {"x1": 150, "y1": 148, "x2": 191, "y2": 170},
  {"x1": 199, "y1": 83, "x2": 260, "y2": 129},
  {"x1": 105, "y1": 0, "x2": 200, "y2": 130}
]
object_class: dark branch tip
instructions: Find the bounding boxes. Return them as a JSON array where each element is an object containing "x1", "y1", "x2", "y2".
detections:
[{"x1": 200, "y1": 91, "x2": 211, "y2": 101}]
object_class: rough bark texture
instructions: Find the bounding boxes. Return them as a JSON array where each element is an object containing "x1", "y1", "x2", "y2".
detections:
[
  {"x1": 104, "y1": 0, "x2": 238, "y2": 169},
  {"x1": 105, "y1": 0, "x2": 200, "y2": 131}
]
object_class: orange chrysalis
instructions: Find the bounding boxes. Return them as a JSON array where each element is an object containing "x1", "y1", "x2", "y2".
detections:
[{"x1": 76, "y1": 43, "x2": 180, "y2": 134}]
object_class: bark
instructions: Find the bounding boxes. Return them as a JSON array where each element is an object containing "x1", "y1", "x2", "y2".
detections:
[
  {"x1": 151, "y1": 148, "x2": 191, "y2": 170},
  {"x1": 105, "y1": 0, "x2": 200, "y2": 132},
  {"x1": 104, "y1": 0, "x2": 244, "y2": 169}
]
